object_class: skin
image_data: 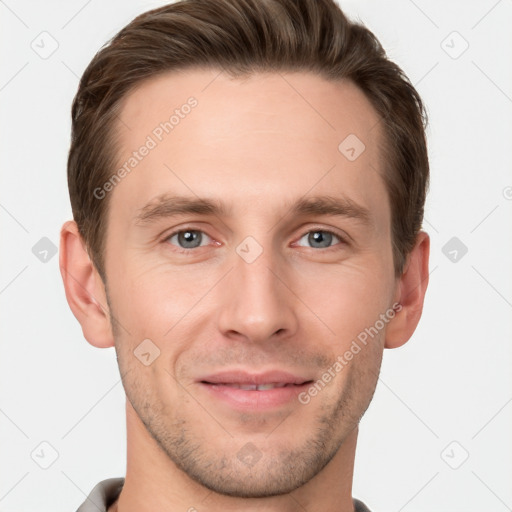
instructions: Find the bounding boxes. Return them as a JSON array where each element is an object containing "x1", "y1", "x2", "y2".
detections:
[{"x1": 60, "y1": 69, "x2": 429, "y2": 512}]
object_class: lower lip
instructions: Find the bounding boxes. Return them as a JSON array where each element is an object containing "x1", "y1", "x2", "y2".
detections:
[{"x1": 199, "y1": 382, "x2": 312, "y2": 410}]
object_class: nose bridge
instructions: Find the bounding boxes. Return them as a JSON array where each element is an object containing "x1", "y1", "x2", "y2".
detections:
[
  {"x1": 217, "y1": 236, "x2": 297, "y2": 342},
  {"x1": 236, "y1": 243, "x2": 279, "y2": 301}
]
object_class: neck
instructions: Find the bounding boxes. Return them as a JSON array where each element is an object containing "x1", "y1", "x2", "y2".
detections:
[{"x1": 114, "y1": 400, "x2": 358, "y2": 512}]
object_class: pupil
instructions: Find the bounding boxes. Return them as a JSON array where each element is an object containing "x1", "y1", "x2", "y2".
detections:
[
  {"x1": 180, "y1": 231, "x2": 200, "y2": 248},
  {"x1": 310, "y1": 231, "x2": 331, "y2": 248}
]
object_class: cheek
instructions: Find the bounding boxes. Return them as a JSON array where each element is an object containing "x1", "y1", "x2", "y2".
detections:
[
  {"x1": 107, "y1": 258, "x2": 199, "y2": 338},
  {"x1": 291, "y1": 261, "x2": 394, "y2": 343}
]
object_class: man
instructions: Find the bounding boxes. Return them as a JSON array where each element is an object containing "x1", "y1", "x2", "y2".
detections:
[{"x1": 60, "y1": 0, "x2": 430, "y2": 510}]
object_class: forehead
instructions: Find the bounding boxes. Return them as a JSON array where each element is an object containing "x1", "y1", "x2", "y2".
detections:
[
  {"x1": 118, "y1": 69, "x2": 382, "y2": 153},
  {"x1": 110, "y1": 68, "x2": 387, "y2": 225}
]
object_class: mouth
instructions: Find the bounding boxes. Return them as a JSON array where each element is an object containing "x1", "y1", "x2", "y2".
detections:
[
  {"x1": 203, "y1": 382, "x2": 308, "y2": 390},
  {"x1": 197, "y1": 370, "x2": 314, "y2": 410}
]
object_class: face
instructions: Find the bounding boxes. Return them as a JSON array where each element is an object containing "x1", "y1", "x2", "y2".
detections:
[{"x1": 103, "y1": 69, "x2": 398, "y2": 497}]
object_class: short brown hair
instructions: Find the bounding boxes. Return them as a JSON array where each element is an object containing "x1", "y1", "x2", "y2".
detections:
[{"x1": 67, "y1": 0, "x2": 429, "y2": 281}]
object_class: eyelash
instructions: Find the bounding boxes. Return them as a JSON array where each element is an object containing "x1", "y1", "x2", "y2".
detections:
[{"x1": 163, "y1": 227, "x2": 347, "y2": 254}]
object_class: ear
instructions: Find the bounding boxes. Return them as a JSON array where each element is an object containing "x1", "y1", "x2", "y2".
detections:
[
  {"x1": 59, "y1": 220, "x2": 114, "y2": 348},
  {"x1": 385, "y1": 231, "x2": 430, "y2": 349}
]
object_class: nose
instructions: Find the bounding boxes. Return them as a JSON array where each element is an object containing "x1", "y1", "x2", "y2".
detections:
[{"x1": 216, "y1": 244, "x2": 299, "y2": 345}]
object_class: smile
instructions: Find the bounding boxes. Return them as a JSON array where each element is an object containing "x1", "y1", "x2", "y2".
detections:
[{"x1": 205, "y1": 382, "x2": 302, "y2": 390}]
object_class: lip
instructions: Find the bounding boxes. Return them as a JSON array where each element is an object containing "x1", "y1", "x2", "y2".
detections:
[
  {"x1": 199, "y1": 370, "x2": 311, "y2": 386},
  {"x1": 197, "y1": 370, "x2": 314, "y2": 411}
]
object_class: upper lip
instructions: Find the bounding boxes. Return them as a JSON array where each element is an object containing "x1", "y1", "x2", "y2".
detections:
[{"x1": 199, "y1": 370, "x2": 312, "y2": 385}]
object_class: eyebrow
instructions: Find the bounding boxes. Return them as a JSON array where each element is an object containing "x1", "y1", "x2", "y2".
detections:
[{"x1": 134, "y1": 194, "x2": 372, "y2": 227}]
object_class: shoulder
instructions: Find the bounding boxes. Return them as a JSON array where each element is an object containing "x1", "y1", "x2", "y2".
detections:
[
  {"x1": 353, "y1": 497, "x2": 373, "y2": 512},
  {"x1": 75, "y1": 478, "x2": 125, "y2": 512}
]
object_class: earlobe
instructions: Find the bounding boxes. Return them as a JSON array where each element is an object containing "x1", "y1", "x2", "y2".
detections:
[
  {"x1": 384, "y1": 231, "x2": 430, "y2": 349},
  {"x1": 59, "y1": 220, "x2": 114, "y2": 348}
]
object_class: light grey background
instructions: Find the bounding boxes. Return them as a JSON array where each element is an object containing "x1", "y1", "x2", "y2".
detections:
[{"x1": 1, "y1": 1, "x2": 511, "y2": 511}]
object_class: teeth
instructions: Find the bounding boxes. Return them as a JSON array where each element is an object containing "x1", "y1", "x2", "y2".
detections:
[
  {"x1": 222, "y1": 382, "x2": 289, "y2": 390},
  {"x1": 238, "y1": 384, "x2": 257, "y2": 390},
  {"x1": 256, "y1": 383, "x2": 277, "y2": 390}
]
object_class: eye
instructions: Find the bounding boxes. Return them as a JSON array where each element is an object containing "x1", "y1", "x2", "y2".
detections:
[
  {"x1": 165, "y1": 229, "x2": 212, "y2": 250},
  {"x1": 296, "y1": 229, "x2": 343, "y2": 249},
  {"x1": 163, "y1": 227, "x2": 345, "y2": 253}
]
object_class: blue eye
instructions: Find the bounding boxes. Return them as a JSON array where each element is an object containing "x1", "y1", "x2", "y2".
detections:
[
  {"x1": 296, "y1": 230, "x2": 342, "y2": 249},
  {"x1": 163, "y1": 227, "x2": 344, "y2": 253},
  {"x1": 166, "y1": 229, "x2": 211, "y2": 249}
]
